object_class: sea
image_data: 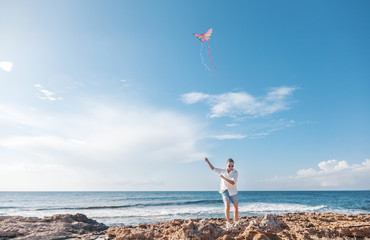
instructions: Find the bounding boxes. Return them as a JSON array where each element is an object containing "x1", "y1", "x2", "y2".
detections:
[{"x1": 0, "y1": 191, "x2": 369, "y2": 226}]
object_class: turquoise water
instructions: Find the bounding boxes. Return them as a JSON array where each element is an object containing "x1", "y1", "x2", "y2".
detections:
[{"x1": 0, "y1": 191, "x2": 369, "y2": 226}]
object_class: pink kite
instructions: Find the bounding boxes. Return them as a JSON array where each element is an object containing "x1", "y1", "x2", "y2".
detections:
[{"x1": 193, "y1": 28, "x2": 217, "y2": 72}]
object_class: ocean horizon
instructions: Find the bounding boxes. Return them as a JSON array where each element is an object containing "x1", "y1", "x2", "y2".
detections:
[{"x1": 1, "y1": 191, "x2": 369, "y2": 226}]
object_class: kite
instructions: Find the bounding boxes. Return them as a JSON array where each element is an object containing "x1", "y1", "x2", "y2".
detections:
[{"x1": 193, "y1": 28, "x2": 217, "y2": 72}]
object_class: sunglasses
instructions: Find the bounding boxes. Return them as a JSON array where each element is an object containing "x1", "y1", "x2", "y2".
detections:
[{"x1": 228, "y1": 165, "x2": 234, "y2": 168}]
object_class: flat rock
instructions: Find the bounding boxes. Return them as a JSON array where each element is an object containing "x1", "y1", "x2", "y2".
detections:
[{"x1": 0, "y1": 213, "x2": 108, "y2": 240}]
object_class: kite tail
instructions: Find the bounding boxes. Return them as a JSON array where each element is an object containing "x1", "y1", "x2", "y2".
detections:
[
  {"x1": 200, "y1": 42, "x2": 210, "y2": 71},
  {"x1": 207, "y1": 40, "x2": 218, "y2": 72}
]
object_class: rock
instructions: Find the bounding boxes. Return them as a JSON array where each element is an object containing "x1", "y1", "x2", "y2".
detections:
[
  {"x1": 246, "y1": 214, "x2": 289, "y2": 235},
  {"x1": 170, "y1": 219, "x2": 181, "y2": 226},
  {"x1": 247, "y1": 219, "x2": 260, "y2": 229},
  {"x1": 259, "y1": 214, "x2": 289, "y2": 233},
  {"x1": 220, "y1": 235, "x2": 233, "y2": 240},
  {"x1": 2, "y1": 212, "x2": 369, "y2": 239},
  {"x1": 138, "y1": 224, "x2": 148, "y2": 229},
  {"x1": 202, "y1": 229, "x2": 211, "y2": 238},
  {"x1": 0, "y1": 213, "x2": 108, "y2": 239}
]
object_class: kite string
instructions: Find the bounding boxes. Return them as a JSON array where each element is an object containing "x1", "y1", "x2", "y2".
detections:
[
  {"x1": 207, "y1": 40, "x2": 218, "y2": 72},
  {"x1": 204, "y1": 42, "x2": 214, "y2": 158},
  {"x1": 200, "y1": 42, "x2": 210, "y2": 72}
]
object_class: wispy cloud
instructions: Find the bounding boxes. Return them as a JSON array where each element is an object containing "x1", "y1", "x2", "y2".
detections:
[
  {"x1": 264, "y1": 159, "x2": 370, "y2": 190},
  {"x1": 180, "y1": 87, "x2": 300, "y2": 141},
  {"x1": 248, "y1": 119, "x2": 298, "y2": 139},
  {"x1": 0, "y1": 104, "x2": 42, "y2": 127},
  {"x1": 35, "y1": 84, "x2": 63, "y2": 101},
  {"x1": 181, "y1": 92, "x2": 210, "y2": 104},
  {"x1": 226, "y1": 123, "x2": 239, "y2": 127},
  {"x1": 0, "y1": 101, "x2": 206, "y2": 190},
  {"x1": 181, "y1": 87, "x2": 296, "y2": 118},
  {"x1": 211, "y1": 134, "x2": 246, "y2": 140},
  {"x1": 0, "y1": 61, "x2": 13, "y2": 72},
  {"x1": 211, "y1": 119, "x2": 300, "y2": 141},
  {"x1": 120, "y1": 79, "x2": 130, "y2": 87}
]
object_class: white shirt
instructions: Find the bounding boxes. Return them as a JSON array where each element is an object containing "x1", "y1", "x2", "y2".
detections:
[{"x1": 213, "y1": 168, "x2": 238, "y2": 196}]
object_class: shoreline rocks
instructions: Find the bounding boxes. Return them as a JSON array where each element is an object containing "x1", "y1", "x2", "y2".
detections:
[
  {"x1": 0, "y1": 213, "x2": 108, "y2": 240},
  {"x1": 106, "y1": 213, "x2": 370, "y2": 240},
  {"x1": 1, "y1": 213, "x2": 369, "y2": 239}
]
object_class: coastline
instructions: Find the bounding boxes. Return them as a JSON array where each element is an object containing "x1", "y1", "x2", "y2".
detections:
[{"x1": 1, "y1": 212, "x2": 369, "y2": 239}]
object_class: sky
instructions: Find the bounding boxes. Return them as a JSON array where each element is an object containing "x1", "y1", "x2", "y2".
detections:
[{"x1": 1, "y1": 0, "x2": 369, "y2": 191}]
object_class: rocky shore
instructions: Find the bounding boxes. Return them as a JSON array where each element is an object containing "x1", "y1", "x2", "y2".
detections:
[
  {"x1": 0, "y1": 213, "x2": 108, "y2": 240},
  {"x1": 1, "y1": 212, "x2": 369, "y2": 239}
]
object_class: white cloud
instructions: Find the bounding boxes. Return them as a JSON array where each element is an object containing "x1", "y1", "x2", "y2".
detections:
[
  {"x1": 249, "y1": 119, "x2": 297, "y2": 138},
  {"x1": 0, "y1": 61, "x2": 13, "y2": 72},
  {"x1": 181, "y1": 87, "x2": 296, "y2": 118},
  {"x1": 317, "y1": 159, "x2": 349, "y2": 172},
  {"x1": 211, "y1": 134, "x2": 246, "y2": 140},
  {"x1": 35, "y1": 84, "x2": 63, "y2": 101},
  {"x1": 120, "y1": 79, "x2": 129, "y2": 87},
  {"x1": 296, "y1": 168, "x2": 316, "y2": 177},
  {"x1": 0, "y1": 162, "x2": 86, "y2": 191},
  {"x1": 215, "y1": 119, "x2": 297, "y2": 141},
  {"x1": 226, "y1": 123, "x2": 239, "y2": 127},
  {"x1": 181, "y1": 92, "x2": 210, "y2": 104},
  {"x1": 0, "y1": 104, "x2": 42, "y2": 127},
  {"x1": 0, "y1": 101, "x2": 206, "y2": 190},
  {"x1": 265, "y1": 159, "x2": 370, "y2": 190},
  {"x1": 209, "y1": 119, "x2": 302, "y2": 142}
]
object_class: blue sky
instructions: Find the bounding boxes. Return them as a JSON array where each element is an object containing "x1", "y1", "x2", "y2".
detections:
[{"x1": 1, "y1": 0, "x2": 369, "y2": 191}]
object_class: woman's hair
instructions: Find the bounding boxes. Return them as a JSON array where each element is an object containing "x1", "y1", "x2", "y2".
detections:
[{"x1": 227, "y1": 158, "x2": 234, "y2": 163}]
